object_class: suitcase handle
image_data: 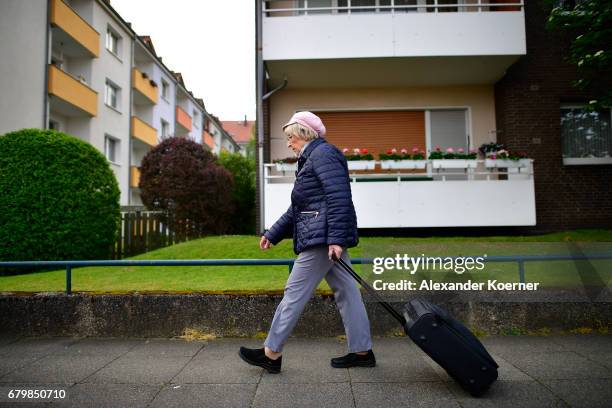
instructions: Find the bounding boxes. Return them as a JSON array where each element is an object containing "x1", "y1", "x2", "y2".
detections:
[{"x1": 333, "y1": 255, "x2": 407, "y2": 326}]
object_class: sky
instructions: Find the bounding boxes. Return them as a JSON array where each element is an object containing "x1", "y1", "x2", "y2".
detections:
[{"x1": 112, "y1": 0, "x2": 255, "y2": 121}]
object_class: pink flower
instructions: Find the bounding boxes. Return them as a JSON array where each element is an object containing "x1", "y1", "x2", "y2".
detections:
[
  {"x1": 435, "y1": 145, "x2": 441, "y2": 151},
  {"x1": 400, "y1": 148, "x2": 408, "y2": 154},
  {"x1": 342, "y1": 147, "x2": 349, "y2": 154},
  {"x1": 412, "y1": 147, "x2": 419, "y2": 153},
  {"x1": 469, "y1": 148, "x2": 477, "y2": 153},
  {"x1": 458, "y1": 148, "x2": 465, "y2": 154},
  {"x1": 446, "y1": 147, "x2": 454, "y2": 153},
  {"x1": 391, "y1": 148, "x2": 397, "y2": 154},
  {"x1": 491, "y1": 154, "x2": 497, "y2": 160},
  {"x1": 353, "y1": 148, "x2": 360, "y2": 154}
]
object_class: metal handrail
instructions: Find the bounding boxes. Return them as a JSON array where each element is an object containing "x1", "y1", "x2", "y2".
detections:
[
  {"x1": 264, "y1": 1, "x2": 525, "y2": 14},
  {"x1": 2, "y1": 253, "x2": 611, "y2": 294}
]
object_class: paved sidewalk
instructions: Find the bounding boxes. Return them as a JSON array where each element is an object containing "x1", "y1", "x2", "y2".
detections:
[{"x1": 0, "y1": 334, "x2": 610, "y2": 407}]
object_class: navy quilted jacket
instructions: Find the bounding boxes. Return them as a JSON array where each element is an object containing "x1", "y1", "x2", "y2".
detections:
[{"x1": 264, "y1": 137, "x2": 359, "y2": 254}]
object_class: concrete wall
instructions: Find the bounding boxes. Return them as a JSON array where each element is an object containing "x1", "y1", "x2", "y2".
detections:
[
  {"x1": 152, "y1": 63, "x2": 176, "y2": 140},
  {"x1": 90, "y1": 0, "x2": 132, "y2": 205},
  {"x1": 268, "y1": 85, "x2": 497, "y2": 161},
  {"x1": 0, "y1": 0, "x2": 47, "y2": 134}
]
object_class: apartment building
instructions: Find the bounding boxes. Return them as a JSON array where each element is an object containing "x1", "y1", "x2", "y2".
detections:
[
  {"x1": 255, "y1": 0, "x2": 610, "y2": 233},
  {"x1": 204, "y1": 112, "x2": 241, "y2": 155},
  {"x1": 0, "y1": 0, "x2": 209, "y2": 206}
]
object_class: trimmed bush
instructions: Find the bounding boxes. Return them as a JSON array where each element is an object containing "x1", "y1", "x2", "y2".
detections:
[
  {"x1": 218, "y1": 151, "x2": 256, "y2": 234},
  {"x1": 0, "y1": 129, "x2": 120, "y2": 270},
  {"x1": 139, "y1": 137, "x2": 234, "y2": 235}
]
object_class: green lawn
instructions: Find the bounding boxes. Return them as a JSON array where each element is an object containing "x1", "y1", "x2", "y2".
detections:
[{"x1": 1, "y1": 230, "x2": 611, "y2": 294}]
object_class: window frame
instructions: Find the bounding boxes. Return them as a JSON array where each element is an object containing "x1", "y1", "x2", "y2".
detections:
[
  {"x1": 104, "y1": 134, "x2": 120, "y2": 164},
  {"x1": 104, "y1": 80, "x2": 120, "y2": 111},
  {"x1": 160, "y1": 119, "x2": 170, "y2": 139},
  {"x1": 161, "y1": 79, "x2": 170, "y2": 101},
  {"x1": 561, "y1": 103, "x2": 612, "y2": 165},
  {"x1": 105, "y1": 26, "x2": 121, "y2": 58}
]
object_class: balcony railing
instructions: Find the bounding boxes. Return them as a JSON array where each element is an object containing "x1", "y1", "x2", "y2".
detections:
[
  {"x1": 131, "y1": 117, "x2": 157, "y2": 147},
  {"x1": 130, "y1": 166, "x2": 141, "y2": 188},
  {"x1": 176, "y1": 106, "x2": 192, "y2": 133},
  {"x1": 263, "y1": 160, "x2": 536, "y2": 228},
  {"x1": 50, "y1": 0, "x2": 99, "y2": 57},
  {"x1": 132, "y1": 68, "x2": 158, "y2": 105},
  {"x1": 264, "y1": 0, "x2": 523, "y2": 16},
  {"x1": 48, "y1": 64, "x2": 98, "y2": 117}
]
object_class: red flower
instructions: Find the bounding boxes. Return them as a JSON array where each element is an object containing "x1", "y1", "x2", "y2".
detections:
[
  {"x1": 386, "y1": 149, "x2": 392, "y2": 155},
  {"x1": 361, "y1": 148, "x2": 369, "y2": 154}
]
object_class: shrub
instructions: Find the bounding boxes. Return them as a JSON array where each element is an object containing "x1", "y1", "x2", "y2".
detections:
[
  {"x1": 218, "y1": 151, "x2": 256, "y2": 234},
  {"x1": 0, "y1": 129, "x2": 120, "y2": 272},
  {"x1": 139, "y1": 137, "x2": 234, "y2": 235}
]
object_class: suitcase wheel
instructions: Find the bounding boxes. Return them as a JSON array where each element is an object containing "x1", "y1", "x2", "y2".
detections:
[{"x1": 419, "y1": 335, "x2": 426, "y2": 341}]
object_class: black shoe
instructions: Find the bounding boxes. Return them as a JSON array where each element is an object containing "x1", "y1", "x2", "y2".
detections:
[
  {"x1": 331, "y1": 350, "x2": 376, "y2": 368},
  {"x1": 238, "y1": 347, "x2": 282, "y2": 374}
]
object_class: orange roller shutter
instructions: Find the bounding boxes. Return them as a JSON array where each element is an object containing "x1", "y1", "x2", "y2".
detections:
[{"x1": 316, "y1": 111, "x2": 426, "y2": 157}]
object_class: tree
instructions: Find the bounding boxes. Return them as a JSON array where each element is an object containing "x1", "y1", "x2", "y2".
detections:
[
  {"x1": 218, "y1": 151, "x2": 256, "y2": 234},
  {"x1": 545, "y1": 0, "x2": 612, "y2": 110},
  {"x1": 139, "y1": 137, "x2": 234, "y2": 235},
  {"x1": 0, "y1": 129, "x2": 120, "y2": 273}
]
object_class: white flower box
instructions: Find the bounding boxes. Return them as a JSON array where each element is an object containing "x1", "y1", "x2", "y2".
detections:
[
  {"x1": 432, "y1": 159, "x2": 478, "y2": 169},
  {"x1": 275, "y1": 162, "x2": 297, "y2": 172},
  {"x1": 347, "y1": 160, "x2": 376, "y2": 170},
  {"x1": 485, "y1": 158, "x2": 531, "y2": 168},
  {"x1": 381, "y1": 160, "x2": 428, "y2": 170}
]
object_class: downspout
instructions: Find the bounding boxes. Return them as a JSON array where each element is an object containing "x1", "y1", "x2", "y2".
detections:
[
  {"x1": 263, "y1": 78, "x2": 287, "y2": 101},
  {"x1": 43, "y1": 0, "x2": 51, "y2": 129},
  {"x1": 256, "y1": 0, "x2": 265, "y2": 234},
  {"x1": 127, "y1": 37, "x2": 135, "y2": 205}
]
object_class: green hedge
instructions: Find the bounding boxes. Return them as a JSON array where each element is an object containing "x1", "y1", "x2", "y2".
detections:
[{"x1": 0, "y1": 129, "x2": 120, "y2": 270}]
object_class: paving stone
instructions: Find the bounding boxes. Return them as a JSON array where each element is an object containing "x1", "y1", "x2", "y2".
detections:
[
  {"x1": 445, "y1": 380, "x2": 567, "y2": 407},
  {"x1": 0, "y1": 355, "x2": 45, "y2": 378},
  {"x1": 423, "y1": 353, "x2": 533, "y2": 382},
  {"x1": 542, "y1": 379, "x2": 612, "y2": 408},
  {"x1": 174, "y1": 339, "x2": 262, "y2": 384},
  {"x1": 149, "y1": 384, "x2": 256, "y2": 408},
  {"x1": 548, "y1": 334, "x2": 612, "y2": 353},
  {"x1": 253, "y1": 383, "x2": 354, "y2": 408},
  {"x1": 51, "y1": 383, "x2": 160, "y2": 408},
  {"x1": 0, "y1": 338, "x2": 79, "y2": 358},
  {"x1": 52, "y1": 338, "x2": 142, "y2": 357},
  {"x1": 260, "y1": 338, "x2": 349, "y2": 384},
  {"x1": 480, "y1": 336, "x2": 567, "y2": 359},
  {"x1": 84, "y1": 355, "x2": 192, "y2": 385},
  {"x1": 0, "y1": 354, "x2": 117, "y2": 384},
  {"x1": 123, "y1": 338, "x2": 205, "y2": 358},
  {"x1": 352, "y1": 382, "x2": 459, "y2": 408},
  {"x1": 348, "y1": 338, "x2": 438, "y2": 383},
  {"x1": 510, "y1": 351, "x2": 610, "y2": 380}
]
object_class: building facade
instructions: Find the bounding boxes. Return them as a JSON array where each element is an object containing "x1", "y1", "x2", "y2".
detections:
[
  {"x1": 255, "y1": 0, "x2": 610, "y2": 233},
  {"x1": 0, "y1": 0, "x2": 209, "y2": 206}
]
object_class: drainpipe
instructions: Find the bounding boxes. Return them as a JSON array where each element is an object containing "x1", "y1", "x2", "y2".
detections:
[
  {"x1": 263, "y1": 78, "x2": 287, "y2": 101},
  {"x1": 127, "y1": 37, "x2": 135, "y2": 205},
  {"x1": 43, "y1": 0, "x2": 51, "y2": 129},
  {"x1": 256, "y1": 0, "x2": 265, "y2": 235}
]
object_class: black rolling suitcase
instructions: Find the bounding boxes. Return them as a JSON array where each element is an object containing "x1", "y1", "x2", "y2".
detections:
[{"x1": 334, "y1": 256, "x2": 498, "y2": 396}]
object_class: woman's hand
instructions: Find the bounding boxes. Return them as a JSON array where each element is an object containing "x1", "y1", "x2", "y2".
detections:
[
  {"x1": 260, "y1": 235, "x2": 272, "y2": 250},
  {"x1": 328, "y1": 244, "x2": 343, "y2": 261}
]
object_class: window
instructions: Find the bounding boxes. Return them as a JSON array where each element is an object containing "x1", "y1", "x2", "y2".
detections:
[
  {"x1": 105, "y1": 80, "x2": 119, "y2": 110},
  {"x1": 193, "y1": 110, "x2": 200, "y2": 128},
  {"x1": 161, "y1": 79, "x2": 169, "y2": 101},
  {"x1": 106, "y1": 27, "x2": 120, "y2": 56},
  {"x1": 104, "y1": 135, "x2": 119, "y2": 163},
  {"x1": 161, "y1": 119, "x2": 169, "y2": 139},
  {"x1": 48, "y1": 120, "x2": 60, "y2": 131},
  {"x1": 561, "y1": 105, "x2": 612, "y2": 164}
]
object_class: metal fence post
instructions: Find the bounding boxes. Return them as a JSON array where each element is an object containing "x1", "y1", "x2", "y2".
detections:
[
  {"x1": 66, "y1": 264, "x2": 72, "y2": 295},
  {"x1": 518, "y1": 260, "x2": 525, "y2": 284},
  {"x1": 288, "y1": 261, "x2": 294, "y2": 273}
]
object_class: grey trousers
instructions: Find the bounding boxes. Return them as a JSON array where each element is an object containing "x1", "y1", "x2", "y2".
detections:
[{"x1": 264, "y1": 246, "x2": 373, "y2": 353}]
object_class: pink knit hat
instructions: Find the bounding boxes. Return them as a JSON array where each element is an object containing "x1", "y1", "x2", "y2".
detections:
[{"x1": 282, "y1": 111, "x2": 326, "y2": 137}]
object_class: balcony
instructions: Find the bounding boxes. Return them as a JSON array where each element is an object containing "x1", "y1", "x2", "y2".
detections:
[
  {"x1": 131, "y1": 116, "x2": 157, "y2": 147},
  {"x1": 176, "y1": 106, "x2": 192, "y2": 135},
  {"x1": 264, "y1": 161, "x2": 536, "y2": 228},
  {"x1": 50, "y1": 0, "x2": 99, "y2": 58},
  {"x1": 48, "y1": 64, "x2": 97, "y2": 117},
  {"x1": 132, "y1": 68, "x2": 158, "y2": 105},
  {"x1": 262, "y1": 1, "x2": 526, "y2": 88},
  {"x1": 130, "y1": 166, "x2": 141, "y2": 189},
  {"x1": 203, "y1": 131, "x2": 215, "y2": 149}
]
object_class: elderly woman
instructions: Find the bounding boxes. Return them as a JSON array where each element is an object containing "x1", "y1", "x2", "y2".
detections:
[{"x1": 239, "y1": 111, "x2": 375, "y2": 373}]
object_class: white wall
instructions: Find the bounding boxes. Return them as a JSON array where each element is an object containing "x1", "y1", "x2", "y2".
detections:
[
  {"x1": 263, "y1": 10, "x2": 526, "y2": 60},
  {"x1": 152, "y1": 63, "x2": 176, "y2": 140},
  {"x1": 0, "y1": 0, "x2": 47, "y2": 134},
  {"x1": 90, "y1": 1, "x2": 133, "y2": 205}
]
